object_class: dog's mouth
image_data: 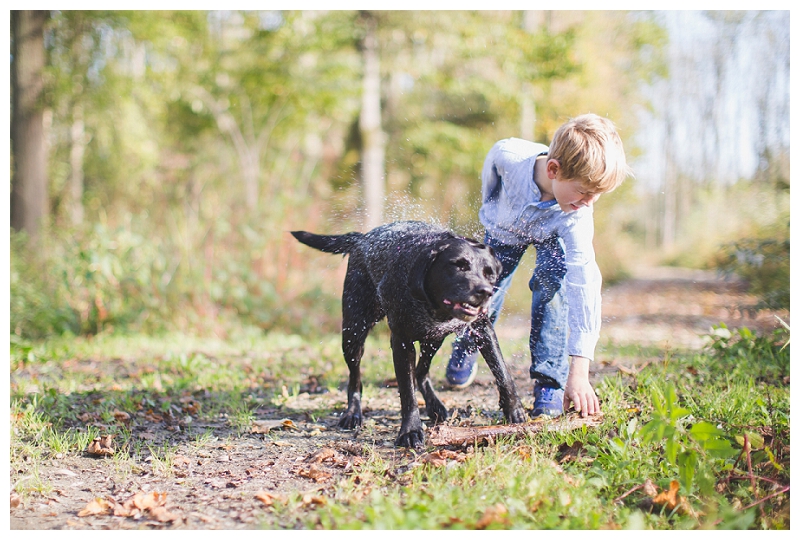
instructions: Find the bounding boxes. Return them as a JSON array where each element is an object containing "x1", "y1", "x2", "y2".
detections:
[{"x1": 442, "y1": 298, "x2": 488, "y2": 320}]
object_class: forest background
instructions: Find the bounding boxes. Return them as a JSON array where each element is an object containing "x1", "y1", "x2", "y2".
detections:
[{"x1": 8, "y1": 9, "x2": 791, "y2": 341}]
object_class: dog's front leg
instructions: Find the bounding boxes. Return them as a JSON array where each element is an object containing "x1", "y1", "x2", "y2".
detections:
[
  {"x1": 416, "y1": 339, "x2": 448, "y2": 424},
  {"x1": 390, "y1": 333, "x2": 425, "y2": 448},
  {"x1": 339, "y1": 324, "x2": 368, "y2": 430},
  {"x1": 473, "y1": 319, "x2": 527, "y2": 424}
]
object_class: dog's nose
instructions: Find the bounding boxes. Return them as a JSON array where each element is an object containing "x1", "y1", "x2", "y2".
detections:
[{"x1": 473, "y1": 284, "x2": 494, "y2": 303}]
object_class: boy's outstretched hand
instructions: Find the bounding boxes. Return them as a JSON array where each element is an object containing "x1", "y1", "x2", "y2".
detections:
[{"x1": 564, "y1": 356, "x2": 601, "y2": 417}]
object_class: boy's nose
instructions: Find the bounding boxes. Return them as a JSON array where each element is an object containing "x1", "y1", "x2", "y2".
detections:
[{"x1": 580, "y1": 193, "x2": 600, "y2": 207}]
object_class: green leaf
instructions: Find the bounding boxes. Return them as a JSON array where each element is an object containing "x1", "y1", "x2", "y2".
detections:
[
  {"x1": 690, "y1": 421, "x2": 725, "y2": 441},
  {"x1": 678, "y1": 450, "x2": 698, "y2": 493},
  {"x1": 669, "y1": 406, "x2": 691, "y2": 422},
  {"x1": 665, "y1": 437, "x2": 680, "y2": 464},
  {"x1": 640, "y1": 419, "x2": 665, "y2": 444},
  {"x1": 764, "y1": 446, "x2": 784, "y2": 471},
  {"x1": 625, "y1": 417, "x2": 638, "y2": 439}
]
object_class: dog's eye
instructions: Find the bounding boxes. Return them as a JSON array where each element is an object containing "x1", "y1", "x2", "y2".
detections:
[
  {"x1": 451, "y1": 259, "x2": 471, "y2": 271},
  {"x1": 483, "y1": 266, "x2": 496, "y2": 280}
]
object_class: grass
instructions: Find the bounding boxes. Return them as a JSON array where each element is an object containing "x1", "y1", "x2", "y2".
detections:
[{"x1": 9, "y1": 324, "x2": 790, "y2": 529}]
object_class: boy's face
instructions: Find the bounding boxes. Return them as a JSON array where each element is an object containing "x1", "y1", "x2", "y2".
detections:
[
  {"x1": 553, "y1": 179, "x2": 601, "y2": 213},
  {"x1": 546, "y1": 159, "x2": 602, "y2": 213}
]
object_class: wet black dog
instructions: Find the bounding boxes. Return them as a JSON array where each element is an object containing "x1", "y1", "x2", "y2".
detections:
[{"x1": 291, "y1": 221, "x2": 526, "y2": 448}]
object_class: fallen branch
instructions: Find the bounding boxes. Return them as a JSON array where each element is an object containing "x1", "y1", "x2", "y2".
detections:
[{"x1": 428, "y1": 413, "x2": 604, "y2": 447}]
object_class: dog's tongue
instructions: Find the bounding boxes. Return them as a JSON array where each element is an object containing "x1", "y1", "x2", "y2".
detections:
[{"x1": 442, "y1": 298, "x2": 485, "y2": 316}]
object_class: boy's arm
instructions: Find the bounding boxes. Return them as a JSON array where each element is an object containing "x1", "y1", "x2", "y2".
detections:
[{"x1": 564, "y1": 355, "x2": 600, "y2": 417}]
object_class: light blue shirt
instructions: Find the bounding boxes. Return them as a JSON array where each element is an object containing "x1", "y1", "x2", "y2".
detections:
[{"x1": 478, "y1": 138, "x2": 602, "y2": 360}]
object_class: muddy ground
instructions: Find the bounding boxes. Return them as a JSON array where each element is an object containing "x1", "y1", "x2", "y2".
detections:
[{"x1": 9, "y1": 267, "x2": 785, "y2": 530}]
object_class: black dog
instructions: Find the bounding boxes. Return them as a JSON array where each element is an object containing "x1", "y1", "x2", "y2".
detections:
[{"x1": 291, "y1": 221, "x2": 526, "y2": 448}]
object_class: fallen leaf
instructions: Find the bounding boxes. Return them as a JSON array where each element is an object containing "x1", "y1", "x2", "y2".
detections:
[
  {"x1": 149, "y1": 505, "x2": 181, "y2": 523},
  {"x1": 11, "y1": 493, "x2": 22, "y2": 508},
  {"x1": 112, "y1": 410, "x2": 131, "y2": 422},
  {"x1": 255, "y1": 492, "x2": 281, "y2": 507},
  {"x1": 652, "y1": 480, "x2": 681, "y2": 509},
  {"x1": 133, "y1": 491, "x2": 168, "y2": 511},
  {"x1": 251, "y1": 418, "x2": 297, "y2": 434},
  {"x1": 296, "y1": 464, "x2": 333, "y2": 482},
  {"x1": 642, "y1": 479, "x2": 658, "y2": 497},
  {"x1": 475, "y1": 503, "x2": 509, "y2": 530},
  {"x1": 305, "y1": 447, "x2": 337, "y2": 463},
  {"x1": 173, "y1": 455, "x2": 192, "y2": 467},
  {"x1": 647, "y1": 480, "x2": 699, "y2": 518},
  {"x1": 77, "y1": 497, "x2": 114, "y2": 517},
  {"x1": 86, "y1": 435, "x2": 115, "y2": 456},
  {"x1": 419, "y1": 449, "x2": 468, "y2": 467},
  {"x1": 301, "y1": 494, "x2": 327, "y2": 507}
]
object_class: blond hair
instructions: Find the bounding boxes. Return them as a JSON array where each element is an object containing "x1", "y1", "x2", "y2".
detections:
[{"x1": 548, "y1": 114, "x2": 633, "y2": 193}]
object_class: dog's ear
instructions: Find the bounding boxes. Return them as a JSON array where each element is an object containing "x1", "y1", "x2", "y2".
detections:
[
  {"x1": 486, "y1": 245, "x2": 503, "y2": 278},
  {"x1": 465, "y1": 238, "x2": 504, "y2": 280},
  {"x1": 408, "y1": 240, "x2": 451, "y2": 303}
]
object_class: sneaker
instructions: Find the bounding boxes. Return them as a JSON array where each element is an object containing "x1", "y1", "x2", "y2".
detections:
[
  {"x1": 446, "y1": 351, "x2": 478, "y2": 389},
  {"x1": 531, "y1": 384, "x2": 564, "y2": 418}
]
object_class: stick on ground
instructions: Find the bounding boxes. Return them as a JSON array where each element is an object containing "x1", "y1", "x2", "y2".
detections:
[{"x1": 428, "y1": 413, "x2": 604, "y2": 446}]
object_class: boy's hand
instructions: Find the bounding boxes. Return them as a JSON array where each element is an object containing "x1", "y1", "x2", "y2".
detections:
[{"x1": 564, "y1": 356, "x2": 600, "y2": 417}]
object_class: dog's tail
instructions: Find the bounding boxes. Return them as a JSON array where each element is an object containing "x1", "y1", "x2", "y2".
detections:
[{"x1": 290, "y1": 230, "x2": 362, "y2": 255}]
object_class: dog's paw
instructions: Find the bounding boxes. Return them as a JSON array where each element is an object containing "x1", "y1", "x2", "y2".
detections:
[
  {"x1": 338, "y1": 411, "x2": 362, "y2": 430},
  {"x1": 506, "y1": 405, "x2": 528, "y2": 425},
  {"x1": 427, "y1": 402, "x2": 449, "y2": 425},
  {"x1": 395, "y1": 429, "x2": 425, "y2": 449}
]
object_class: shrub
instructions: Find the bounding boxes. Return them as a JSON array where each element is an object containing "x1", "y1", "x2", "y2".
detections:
[{"x1": 715, "y1": 232, "x2": 789, "y2": 311}]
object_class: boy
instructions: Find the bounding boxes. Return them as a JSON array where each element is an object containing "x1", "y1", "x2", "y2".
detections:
[{"x1": 446, "y1": 113, "x2": 632, "y2": 419}]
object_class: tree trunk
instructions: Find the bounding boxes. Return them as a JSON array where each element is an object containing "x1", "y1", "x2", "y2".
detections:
[
  {"x1": 11, "y1": 10, "x2": 50, "y2": 239},
  {"x1": 359, "y1": 13, "x2": 385, "y2": 230},
  {"x1": 69, "y1": 104, "x2": 86, "y2": 225}
]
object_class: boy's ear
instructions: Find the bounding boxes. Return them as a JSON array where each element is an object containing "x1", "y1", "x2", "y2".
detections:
[{"x1": 546, "y1": 158, "x2": 561, "y2": 180}]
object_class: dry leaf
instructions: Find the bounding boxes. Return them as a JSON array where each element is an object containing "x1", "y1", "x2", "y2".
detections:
[
  {"x1": 301, "y1": 494, "x2": 327, "y2": 507},
  {"x1": 647, "y1": 480, "x2": 699, "y2": 518},
  {"x1": 652, "y1": 480, "x2": 681, "y2": 510},
  {"x1": 77, "y1": 497, "x2": 114, "y2": 517},
  {"x1": 642, "y1": 479, "x2": 658, "y2": 497},
  {"x1": 132, "y1": 491, "x2": 168, "y2": 511},
  {"x1": 86, "y1": 435, "x2": 115, "y2": 456},
  {"x1": 112, "y1": 410, "x2": 131, "y2": 422},
  {"x1": 251, "y1": 418, "x2": 297, "y2": 434},
  {"x1": 149, "y1": 505, "x2": 180, "y2": 523},
  {"x1": 11, "y1": 492, "x2": 22, "y2": 508},
  {"x1": 475, "y1": 503, "x2": 509, "y2": 530},
  {"x1": 296, "y1": 464, "x2": 333, "y2": 482},
  {"x1": 305, "y1": 447, "x2": 337, "y2": 463},
  {"x1": 419, "y1": 449, "x2": 468, "y2": 467},
  {"x1": 255, "y1": 492, "x2": 276, "y2": 507},
  {"x1": 173, "y1": 455, "x2": 191, "y2": 467}
]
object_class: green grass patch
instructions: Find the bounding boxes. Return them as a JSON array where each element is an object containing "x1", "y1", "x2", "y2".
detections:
[{"x1": 10, "y1": 324, "x2": 789, "y2": 529}]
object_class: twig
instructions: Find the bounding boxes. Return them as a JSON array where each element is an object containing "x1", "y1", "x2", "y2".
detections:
[
  {"x1": 740, "y1": 485, "x2": 790, "y2": 512},
  {"x1": 727, "y1": 474, "x2": 785, "y2": 486},
  {"x1": 744, "y1": 433, "x2": 762, "y2": 519},
  {"x1": 712, "y1": 485, "x2": 790, "y2": 526},
  {"x1": 612, "y1": 483, "x2": 646, "y2": 505}
]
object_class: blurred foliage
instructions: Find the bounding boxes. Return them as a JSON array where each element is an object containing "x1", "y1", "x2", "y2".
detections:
[
  {"x1": 9, "y1": 10, "x2": 789, "y2": 339},
  {"x1": 715, "y1": 233, "x2": 790, "y2": 312}
]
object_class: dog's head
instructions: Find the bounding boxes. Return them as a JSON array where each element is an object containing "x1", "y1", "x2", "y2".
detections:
[{"x1": 409, "y1": 237, "x2": 503, "y2": 322}]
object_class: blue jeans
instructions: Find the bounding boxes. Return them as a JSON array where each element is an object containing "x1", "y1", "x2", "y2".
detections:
[{"x1": 450, "y1": 232, "x2": 570, "y2": 389}]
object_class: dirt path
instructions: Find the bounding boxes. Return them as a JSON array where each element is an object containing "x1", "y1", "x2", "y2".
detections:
[{"x1": 9, "y1": 268, "x2": 786, "y2": 530}]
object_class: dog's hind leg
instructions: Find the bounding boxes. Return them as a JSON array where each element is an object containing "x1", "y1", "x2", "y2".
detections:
[
  {"x1": 416, "y1": 339, "x2": 448, "y2": 424},
  {"x1": 339, "y1": 267, "x2": 382, "y2": 431}
]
